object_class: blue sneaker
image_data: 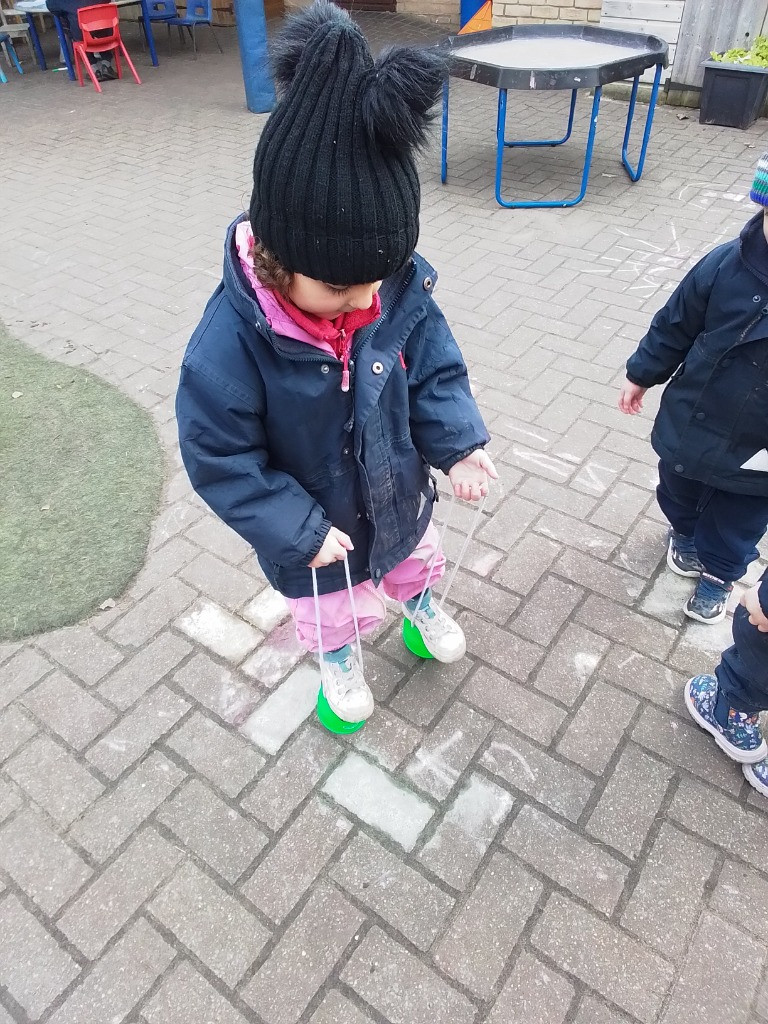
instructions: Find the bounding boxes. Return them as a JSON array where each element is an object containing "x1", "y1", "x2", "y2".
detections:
[
  {"x1": 685, "y1": 675, "x2": 767, "y2": 764},
  {"x1": 667, "y1": 530, "x2": 703, "y2": 578},
  {"x1": 743, "y1": 758, "x2": 768, "y2": 797},
  {"x1": 684, "y1": 573, "x2": 732, "y2": 624}
]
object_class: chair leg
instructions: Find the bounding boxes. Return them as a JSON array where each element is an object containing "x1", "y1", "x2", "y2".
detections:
[
  {"x1": 73, "y1": 43, "x2": 84, "y2": 86},
  {"x1": 138, "y1": 15, "x2": 146, "y2": 51},
  {"x1": 209, "y1": 23, "x2": 222, "y2": 53},
  {"x1": 114, "y1": 47, "x2": 122, "y2": 78},
  {"x1": 167, "y1": 22, "x2": 171, "y2": 54},
  {"x1": 191, "y1": 22, "x2": 196, "y2": 58},
  {"x1": 177, "y1": 24, "x2": 184, "y2": 44},
  {"x1": 0, "y1": 59, "x2": 7, "y2": 84},
  {"x1": 8, "y1": 39, "x2": 24, "y2": 74},
  {"x1": 77, "y1": 46, "x2": 102, "y2": 92},
  {"x1": 119, "y1": 41, "x2": 141, "y2": 84}
]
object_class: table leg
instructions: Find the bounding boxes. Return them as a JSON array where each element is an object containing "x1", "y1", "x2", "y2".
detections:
[
  {"x1": 502, "y1": 88, "x2": 577, "y2": 148},
  {"x1": 622, "y1": 63, "x2": 663, "y2": 182},
  {"x1": 25, "y1": 12, "x2": 46, "y2": 71},
  {"x1": 495, "y1": 86, "x2": 602, "y2": 208},
  {"x1": 441, "y1": 78, "x2": 449, "y2": 185},
  {"x1": 53, "y1": 13, "x2": 75, "y2": 80},
  {"x1": 140, "y1": 0, "x2": 159, "y2": 66}
]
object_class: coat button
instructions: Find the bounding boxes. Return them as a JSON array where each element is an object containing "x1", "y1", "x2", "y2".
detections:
[
  {"x1": 674, "y1": 464, "x2": 684, "y2": 473},
  {"x1": 342, "y1": 447, "x2": 350, "y2": 456},
  {"x1": 423, "y1": 277, "x2": 433, "y2": 291},
  {"x1": 754, "y1": 295, "x2": 761, "y2": 303},
  {"x1": 372, "y1": 361, "x2": 384, "y2": 375},
  {"x1": 696, "y1": 412, "x2": 705, "y2": 420},
  {"x1": 321, "y1": 364, "x2": 330, "y2": 374},
  {"x1": 373, "y1": 569, "x2": 382, "y2": 579}
]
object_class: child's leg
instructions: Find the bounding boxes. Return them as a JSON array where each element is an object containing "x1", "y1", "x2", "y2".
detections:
[
  {"x1": 693, "y1": 490, "x2": 768, "y2": 583},
  {"x1": 288, "y1": 580, "x2": 387, "y2": 653},
  {"x1": 381, "y1": 522, "x2": 446, "y2": 604},
  {"x1": 656, "y1": 460, "x2": 706, "y2": 536}
]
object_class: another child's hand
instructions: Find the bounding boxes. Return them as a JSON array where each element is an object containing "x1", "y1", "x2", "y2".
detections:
[
  {"x1": 448, "y1": 450, "x2": 498, "y2": 502},
  {"x1": 741, "y1": 584, "x2": 768, "y2": 633},
  {"x1": 618, "y1": 378, "x2": 648, "y2": 415},
  {"x1": 309, "y1": 527, "x2": 354, "y2": 568}
]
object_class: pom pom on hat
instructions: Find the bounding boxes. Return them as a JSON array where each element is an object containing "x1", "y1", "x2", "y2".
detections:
[{"x1": 751, "y1": 151, "x2": 768, "y2": 207}]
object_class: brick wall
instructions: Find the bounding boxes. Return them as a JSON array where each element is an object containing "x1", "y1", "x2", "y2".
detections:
[
  {"x1": 493, "y1": 0, "x2": 601, "y2": 27},
  {"x1": 397, "y1": 0, "x2": 459, "y2": 27}
]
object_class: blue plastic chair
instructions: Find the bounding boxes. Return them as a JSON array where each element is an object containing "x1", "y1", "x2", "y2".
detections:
[
  {"x1": 166, "y1": 0, "x2": 221, "y2": 58},
  {"x1": 0, "y1": 31, "x2": 23, "y2": 82},
  {"x1": 138, "y1": 0, "x2": 176, "y2": 52}
]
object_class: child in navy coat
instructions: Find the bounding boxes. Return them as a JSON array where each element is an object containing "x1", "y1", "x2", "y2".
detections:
[
  {"x1": 176, "y1": 2, "x2": 495, "y2": 725},
  {"x1": 619, "y1": 153, "x2": 768, "y2": 781}
]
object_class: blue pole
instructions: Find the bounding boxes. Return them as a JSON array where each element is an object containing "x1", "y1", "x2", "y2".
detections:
[{"x1": 234, "y1": 0, "x2": 276, "y2": 115}]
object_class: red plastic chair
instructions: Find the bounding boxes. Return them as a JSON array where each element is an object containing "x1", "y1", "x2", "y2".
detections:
[{"x1": 74, "y1": 3, "x2": 141, "y2": 93}]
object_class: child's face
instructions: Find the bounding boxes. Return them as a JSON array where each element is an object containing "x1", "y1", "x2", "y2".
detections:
[
  {"x1": 763, "y1": 210, "x2": 768, "y2": 244},
  {"x1": 288, "y1": 274, "x2": 382, "y2": 319}
]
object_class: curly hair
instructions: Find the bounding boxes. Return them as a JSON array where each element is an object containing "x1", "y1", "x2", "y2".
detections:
[{"x1": 249, "y1": 240, "x2": 294, "y2": 295}]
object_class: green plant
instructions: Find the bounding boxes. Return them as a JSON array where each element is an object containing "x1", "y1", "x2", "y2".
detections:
[{"x1": 710, "y1": 35, "x2": 768, "y2": 67}]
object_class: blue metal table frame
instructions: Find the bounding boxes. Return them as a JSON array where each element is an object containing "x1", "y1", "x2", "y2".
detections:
[{"x1": 441, "y1": 61, "x2": 664, "y2": 209}]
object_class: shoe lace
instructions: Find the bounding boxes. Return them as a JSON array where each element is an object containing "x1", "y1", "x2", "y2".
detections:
[
  {"x1": 695, "y1": 574, "x2": 730, "y2": 606},
  {"x1": 322, "y1": 651, "x2": 366, "y2": 700}
]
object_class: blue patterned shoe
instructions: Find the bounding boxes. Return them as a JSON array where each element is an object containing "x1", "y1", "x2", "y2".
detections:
[
  {"x1": 667, "y1": 530, "x2": 703, "y2": 578},
  {"x1": 685, "y1": 675, "x2": 767, "y2": 764},
  {"x1": 743, "y1": 758, "x2": 768, "y2": 798},
  {"x1": 684, "y1": 573, "x2": 732, "y2": 624}
]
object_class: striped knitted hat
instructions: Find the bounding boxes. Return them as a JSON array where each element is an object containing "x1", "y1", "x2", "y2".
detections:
[{"x1": 751, "y1": 152, "x2": 768, "y2": 207}]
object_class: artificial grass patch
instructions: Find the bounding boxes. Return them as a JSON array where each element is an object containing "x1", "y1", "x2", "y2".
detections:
[{"x1": 0, "y1": 324, "x2": 164, "y2": 641}]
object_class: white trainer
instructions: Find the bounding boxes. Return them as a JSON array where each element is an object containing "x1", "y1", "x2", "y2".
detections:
[
  {"x1": 402, "y1": 600, "x2": 466, "y2": 663},
  {"x1": 320, "y1": 647, "x2": 374, "y2": 723}
]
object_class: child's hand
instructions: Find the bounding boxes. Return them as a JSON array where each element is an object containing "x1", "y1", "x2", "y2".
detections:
[
  {"x1": 741, "y1": 584, "x2": 768, "y2": 633},
  {"x1": 618, "y1": 379, "x2": 648, "y2": 415},
  {"x1": 309, "y1": 527, "x2": 354, "y2": 568},
  {"x1": 448, "y1": 450, "x2": 498, "y2": 502}
]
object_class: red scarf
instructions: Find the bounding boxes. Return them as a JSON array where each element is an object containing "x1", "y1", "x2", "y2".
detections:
[{"x1": 273, "y1": 290, "x2": 381, "y2": 392}]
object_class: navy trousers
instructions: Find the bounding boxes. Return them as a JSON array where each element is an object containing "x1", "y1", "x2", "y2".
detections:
[
  {"x1": 715, "y1": 574, "x2": 768, "y2": 717},
  {"x1": 657, "y1": 461, "x2": 768, "y2": 583}
]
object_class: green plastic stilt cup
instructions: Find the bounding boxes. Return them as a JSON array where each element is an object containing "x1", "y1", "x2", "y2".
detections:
[
  {"x1": 402, "y1": 616, "x2": 434, "y2": 659},
  {"x1": 316, "y1": 688, "x2": 367, "y2": 734}
]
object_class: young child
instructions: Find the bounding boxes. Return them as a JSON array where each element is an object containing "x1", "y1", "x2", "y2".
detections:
[
  {"x1": 687, "y1": 570, "x2": 768, "y2": 796},
  {"x1": 619, "y1": 152, "x2": 768, "y2": 627},
  {"x1": 176, "y1": 1, "x2": 495, "y2": 724}
]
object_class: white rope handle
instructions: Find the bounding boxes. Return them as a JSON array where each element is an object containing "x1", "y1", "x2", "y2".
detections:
[
  {"x1": 311, "y1": 566, "x2": 325, "y2": 665},
  {"x1": 311, "y1": 554, "x2": 364, "y2": 677},
  {"x1": 438, "y1": 494, "x2": 487, "y2": 611}
]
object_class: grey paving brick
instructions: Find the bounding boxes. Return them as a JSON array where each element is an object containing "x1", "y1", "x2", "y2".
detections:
[
  {"x1": 481, "y1": 727, "x2": 594, "y2": 822},
  {"x1": 576, "y1": 595, "x2": 676, "y2": 658},
  {"x1": 0, "y1": 705, "x2": 37, "y2": 763},
  {"x1": 519, "y1": 477, "x2": 597, "y2": 519},
  {"x1": 390, "y1": 658, "x2": 472, "y2": 727},
  {"x1": 21, "y1": 671, "x2": 115, "y2": 750},
  {"x1": 58, "y1": 827, "x2": 184, "y2": 959},
  {"x1": 660, "y1": 913, "x2": 764, "y2": 1024},
  {"x1": 573, "y1": 996, "x2": 635, "y2": 1024},
  {"x1": 533, "y1": 623, "x2": 610, "y2": 706},
  {"x1": 69, "y1": 752, "x2": 186, "y2": 861},
  {"x1": 108, "y1": 578, "x2": 197, "y2": 647},
  {"x1": 240, "y1": 665, "x2": 319, "y2": 755},
  {"x1": 241, "y1": 797, "x2": 350, "y2": 922},
  {"x1": 0, "y1": 894, "x2": 80, "y2": 1019},
  {"x1": 633, "y1": 705, "x2": 743, "y2": 795},
  {"x1": 342, "y1": 926, "x2": 476, "y2": 1024},
  {"x1": 757, "y1": 974, "x2": 768, "y2": 1019},
  {"x1": 240, "y1": 620, "x2": 305, "y2": 687},
  {"x1": 463, "y1": 613, "x2": 544, "y2": 682},
  {"x1": 241, "y1": 726, "x2": 340, "y2": 831},
  {"x1": 532, "y1": 893, "x2": 674, "y2": 1024},
  {"x1": 505, "y1": 804, "x2": 629, "y2": 914},
  {"x1": 435, "y1": 853, "x2": 542, "y2": 997},
  {"x1": 86, "y1": 684, "x2": 190, "y2": 779},
  {"x1": 492, "y1": 533, "x2": 560, "y2": 596},
  {"x1": 97, "y1": 632, "x2": 191, "y2": 710},
  {"x1": 435, "y1": 570, "x2": 520, "y2": 625},
  {"x1": 158, "y1": 779, "x2": 266, "y2": 883},
  {"x1": 309, "y1": 991, "x2": 372, "y2": 1024},
  {"x1": 587, "y1": 742, "x2": 673, "y2": 858},
  {"x1": 323, "y1": 752, "x2": 434, "y2": 852},
  {"x1": 360, "y1": 647, "x2": 409, "y2": 701},
  {"x1": 488, "y1": 951, "x2": 575, "y2": 1024},
  {"x1": 180, "y1": 551, "x2": 257, "y2": 610},
  {"x1": 554, "y1": 548, "x2": 643, "y2": 606},
  {"x1": 600, "y1": 645, "x2": 687, "y2": 716},
  {"x1": 331, "y1": 832, "x2": 453, "y2": 951},
  {"x1": 419, "y1": 773, "x2": 514, "y2": 889},
  {"x1": 0, "y1": 648, "x2": 51, "y2": 709},
  {"x1": 462, "y1": 664, "x2": 566, "y2": 744},
  {"x1": 535, "y1": 508, "x2": 619, "y2": 560},
  {"x1": 143, "y1": 961, "x2": 250, "y2": 1024},
  {"x1": 0, "y1": 780, "x2": 21, "y2": 824},
  {"x1": 177, "y1": 599, "x2": 263, "y2": 663},
  {"x1": 166, "y1": 711, "x2": 265, "y2": 798},
  {"x1": 509, "y1": 576, "x2": 583, "y2": 646},
  {"x1": 351, "y1": 707, "x2": 422, "y2": 771},
  {"x1": 5, "y1": 734, "x2": 104, "y2": 827},
  {"x1": 149, "y1": 861, "x2": 270, "y2": 987},
  {"x1": 622, "y1": 823, "x2": 718, "y2": 959},
  {"x1": 242, "y1": 884, "x2": 364, "y2": 1024},
  {"x1": 614, "y1": 518, "x2": 667, "y2": 577},
  {"x1": 589, "y1": 482, "x2": 650, "y2": 535},
  {"x1": 173, "y1": 653, "x2": 260, "y2": 726},
  {"x1": 186, "y1": 514, "x2": 252, "y2": 564},
  {"x1": 556, "y1": 681, "x2": 638, "y2": 775},
  {"x1": 0, "y1": 808, "x2": 91, "y2": 914},
  {"x1": 711, "y1": 860, "x2": 768, "y2": 942},
  {"x1": 47, "y1": 919, "x2": 175, "y2": 1024},
  {"x1": 404, "y1": 701, "x2": 492, "y2": 801},
  {"x1": 36, "y1": 625, "x2": 123, "y2": 686}
]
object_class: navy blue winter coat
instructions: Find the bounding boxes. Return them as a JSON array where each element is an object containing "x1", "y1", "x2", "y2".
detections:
[
  {"x1": 176, "y1": 218, "x2": 489, "y2": 599},
  {"x1": 626, "y1": 212, "x2": 768, "y2": 497}
]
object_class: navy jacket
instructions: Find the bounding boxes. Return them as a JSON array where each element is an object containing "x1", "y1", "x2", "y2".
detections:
[
  {"x1": 626, "y1": 212, "x2": 768, "y2": 498},
  {"x1": 176, "y1": 218, "x2": 489, "y2": 599}
]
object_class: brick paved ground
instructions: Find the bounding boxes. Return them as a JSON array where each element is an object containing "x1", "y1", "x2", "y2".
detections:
[{"x1": 2, "y1": 14, "x2": 768, "y2": 1023}]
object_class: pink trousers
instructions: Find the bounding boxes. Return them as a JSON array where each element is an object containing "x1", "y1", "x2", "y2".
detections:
[{"x1": 289, "y1": 522, "x2": 445, "y2": 653}]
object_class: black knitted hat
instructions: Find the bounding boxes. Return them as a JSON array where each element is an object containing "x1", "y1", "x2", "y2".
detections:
[{"x1": 249, "y1": 0, "x2": 444, "y2": 285}]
